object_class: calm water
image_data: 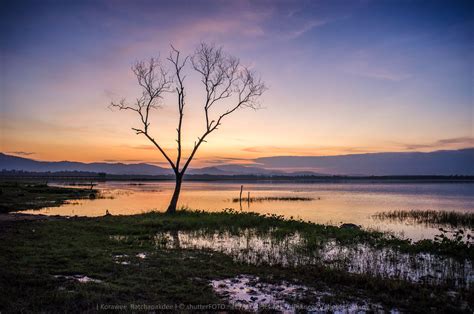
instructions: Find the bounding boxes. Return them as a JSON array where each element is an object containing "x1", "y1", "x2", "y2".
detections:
[{"x1": 19, "y1": 181, "x2": 474, "y2": 240}]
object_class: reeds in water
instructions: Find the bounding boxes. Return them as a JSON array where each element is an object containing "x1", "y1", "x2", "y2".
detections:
[
  {"x1": 373, "y1": 210, "x2": 474, "y2": 229},
  {"x1": 231, "y1": 196, "x2": 315, "y2": 203}
]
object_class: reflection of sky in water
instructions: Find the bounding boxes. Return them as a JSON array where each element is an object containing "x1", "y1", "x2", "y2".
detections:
[
  {"x1": 19, "y1": 181, "x2": 474, "y2": 241},
  {"x1": 153, "y1": 229, "x2": 473, "y2": 288}
]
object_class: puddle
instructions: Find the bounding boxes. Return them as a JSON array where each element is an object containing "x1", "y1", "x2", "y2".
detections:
[
  {"x1": 155, "y1": 229, "x2": 473, "y2": 287},
  {"x1": 113, "y1": 254, "x2": 128, "y2": 258},
  {"x1": 136, "y1": 253, "x2": 147, "y2": 259},
  {"x1": 113, "y1": 254, "x2": 132, "y2": 265},
  {"x1": 54, "y1": 274, "x2": 102, "y2": 284},
  {"x1": 211, "y1": 275, "x2": 391, "y2": 313}
]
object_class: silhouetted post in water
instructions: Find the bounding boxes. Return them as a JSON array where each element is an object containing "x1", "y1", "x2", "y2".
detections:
[
  {"x1": 239, "y1": 185, "x2": 243, "y2": 210},
  {"x1": 110, "y1": 43, "x2": 266, "y2": 214},
  {"x1": 247, "y1": 191, "x2": 250, "y2": 208}
]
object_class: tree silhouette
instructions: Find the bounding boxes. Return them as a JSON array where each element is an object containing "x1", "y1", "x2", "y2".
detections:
[{"x1": 111, "y1": 43, "x2": 266, "y2": 213}]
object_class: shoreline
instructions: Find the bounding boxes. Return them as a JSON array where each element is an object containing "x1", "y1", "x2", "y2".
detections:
[{"x1": 2, "y1": 174, "x2": 474, "y2": 184}]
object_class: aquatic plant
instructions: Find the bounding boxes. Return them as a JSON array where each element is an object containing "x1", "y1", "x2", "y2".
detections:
[
  {"x1": 155, "y1": 229, "x2": 474, "y2": 288},
  {"x1": 231, "y1": 196, "x2": 315, "y2": 203},
  {"x1": 373, "y1": 210, "x2": 474, "y2": 229}
]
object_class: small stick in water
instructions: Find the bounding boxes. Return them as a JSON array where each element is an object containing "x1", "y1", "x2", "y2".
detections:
[{"x1": 239, "y1": 185, "x2": 243, "y2": 211}]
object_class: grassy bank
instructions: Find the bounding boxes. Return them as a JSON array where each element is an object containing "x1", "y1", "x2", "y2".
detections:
[
  {"x1": 0, "y1": 181, "x2": 97, "y2": 213},
  {"x1": 1, "y1": 209, "x2": 473, "y2": 312}
]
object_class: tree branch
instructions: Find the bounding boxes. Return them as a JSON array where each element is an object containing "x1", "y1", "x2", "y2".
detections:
[
  {"x1": 181, "y1": 43, "x2": 266, "y2": 174},
  {"x1": 110, "y1": 57, "x2": 175, "y2": 170},
  {"x1": 111, "y1": 43, "x2": 266, "y2": 179},
  {"x1": 167, "y1": 45, "x2": 188, "y2": 171}
]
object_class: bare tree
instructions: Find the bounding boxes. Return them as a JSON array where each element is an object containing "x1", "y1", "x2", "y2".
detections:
[{"x1": 110, "y1": 43, "x2": 266, "y2": 213}]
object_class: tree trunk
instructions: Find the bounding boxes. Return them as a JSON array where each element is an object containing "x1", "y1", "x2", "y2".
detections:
[{"x1": 166, "y1": 174, "x2": 182, "y2": 214}]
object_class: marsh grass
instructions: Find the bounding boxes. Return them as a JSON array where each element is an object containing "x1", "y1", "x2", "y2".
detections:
[
  {"x1": 373, "y1": 210, "x2": 474, "y2": 229},
  {"x1": 231, "y1": 196, "x2": 315, "y2": 203},
  {"x1": 154, "y1": 227, "x2": 473, "y2": 287},
  {"x1": 1, "y1": 208, "x2": 473, "y2": 312}
]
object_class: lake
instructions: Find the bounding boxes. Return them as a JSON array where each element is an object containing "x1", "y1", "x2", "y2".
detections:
[{"x1": 19, "y1": 181, "x2": 474, "y2": 241}]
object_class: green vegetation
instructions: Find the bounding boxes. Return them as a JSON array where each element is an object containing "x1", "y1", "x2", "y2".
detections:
[
  {"x1": 0, "y1": 183, "x2": 472, "y2": 312},
  {"x1": 112, "y1": 208, "x2": 472, "y2": 260},
  {"x1": 0, "y1": 181, "x2": 97, "y2": 213},
  {"x1": 0, "y1": 209, "x2": 472, "y2": 312},
  {"x1": 232, "y1": 196, "x2": 315, "y2": 202},
  {"x1": 373, "y1": 209, "x2": 474, "y2": 229}
]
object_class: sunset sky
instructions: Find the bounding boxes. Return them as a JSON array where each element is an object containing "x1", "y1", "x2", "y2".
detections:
[{"x1": 1, "y1": 0, "x2": 473, "y2": 167}]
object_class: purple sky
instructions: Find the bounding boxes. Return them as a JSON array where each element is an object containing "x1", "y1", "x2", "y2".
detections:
[{"x1": 1, "y1": 0, "x2": 473, "y2": 167}]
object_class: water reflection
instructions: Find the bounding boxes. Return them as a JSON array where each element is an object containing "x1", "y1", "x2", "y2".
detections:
[
  {"x1": 211, "y1": 274, "x2": 390, "y2": 313},
  {"x1": 154, "y1": 229, "x2": 473, "y2": 288},
  {"x1": 18, "y1": 181, "x2": 474, "y2": 240}
]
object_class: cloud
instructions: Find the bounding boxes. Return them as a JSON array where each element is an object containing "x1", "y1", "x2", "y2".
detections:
[
  {"x1": 102, "y1": 159, "x2": 143, "y2": 163},
  {"x1": 285, "y1": 19, "x2": 329, "y2": 39},
  {"x1": 194, "y1": 156, "x2": 253, "y2": 165},
  {"x1": 403, "y1": 137, "x2": 474, "y2": 150},
  {"x1": 147, "y1": 161, "x2": 172, "y2": 167},
  {"x1": 242, "y1": 146, "x2": 279, "y2": 153},
  {"x1": 102, "y1": 159, "x2": 171, "y2": 166},
  {"x1": 243, "y1": 139, "x2": 474, "y2": 159},
  {"x1": 130, "y1": 145, "x2": 156, "y2": 150},
  {"x1": 6, "y1": 151, "x2": 35, "y2": 156},
  {"x1": 169, "y1": 17, "x2": 265, "y2": 49},
  {"x1": 242, "y1": 145, "x2": 381, "y2": 156},
  {"x1": 97, "y1": 1, "x2": 341, "y2": 58}
]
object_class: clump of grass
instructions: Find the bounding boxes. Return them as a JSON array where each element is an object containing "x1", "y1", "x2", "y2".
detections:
[
  {"x1": 373, "y1": 210, "x2": 474, "y2": 229},
  {"x1": 231, "y1": 196, "x2": 315, "y2": 203}
]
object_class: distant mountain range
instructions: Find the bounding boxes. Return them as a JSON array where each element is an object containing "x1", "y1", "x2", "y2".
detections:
[
  {"x1": 0, "y1": 153, "x2": 319, "y2": 176},
  {"x1": 1, "y1": 148, "x2": 473, "y2": 176},
  {"x1": 0, "y1": 153, "x2": 173, "y2": 175},
  {"x1": 255, "y1": 148, "x2": 474, "y2": 176},
  {"x1": 187, "y1": 164, "x2": 320, "y2": 176}
]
